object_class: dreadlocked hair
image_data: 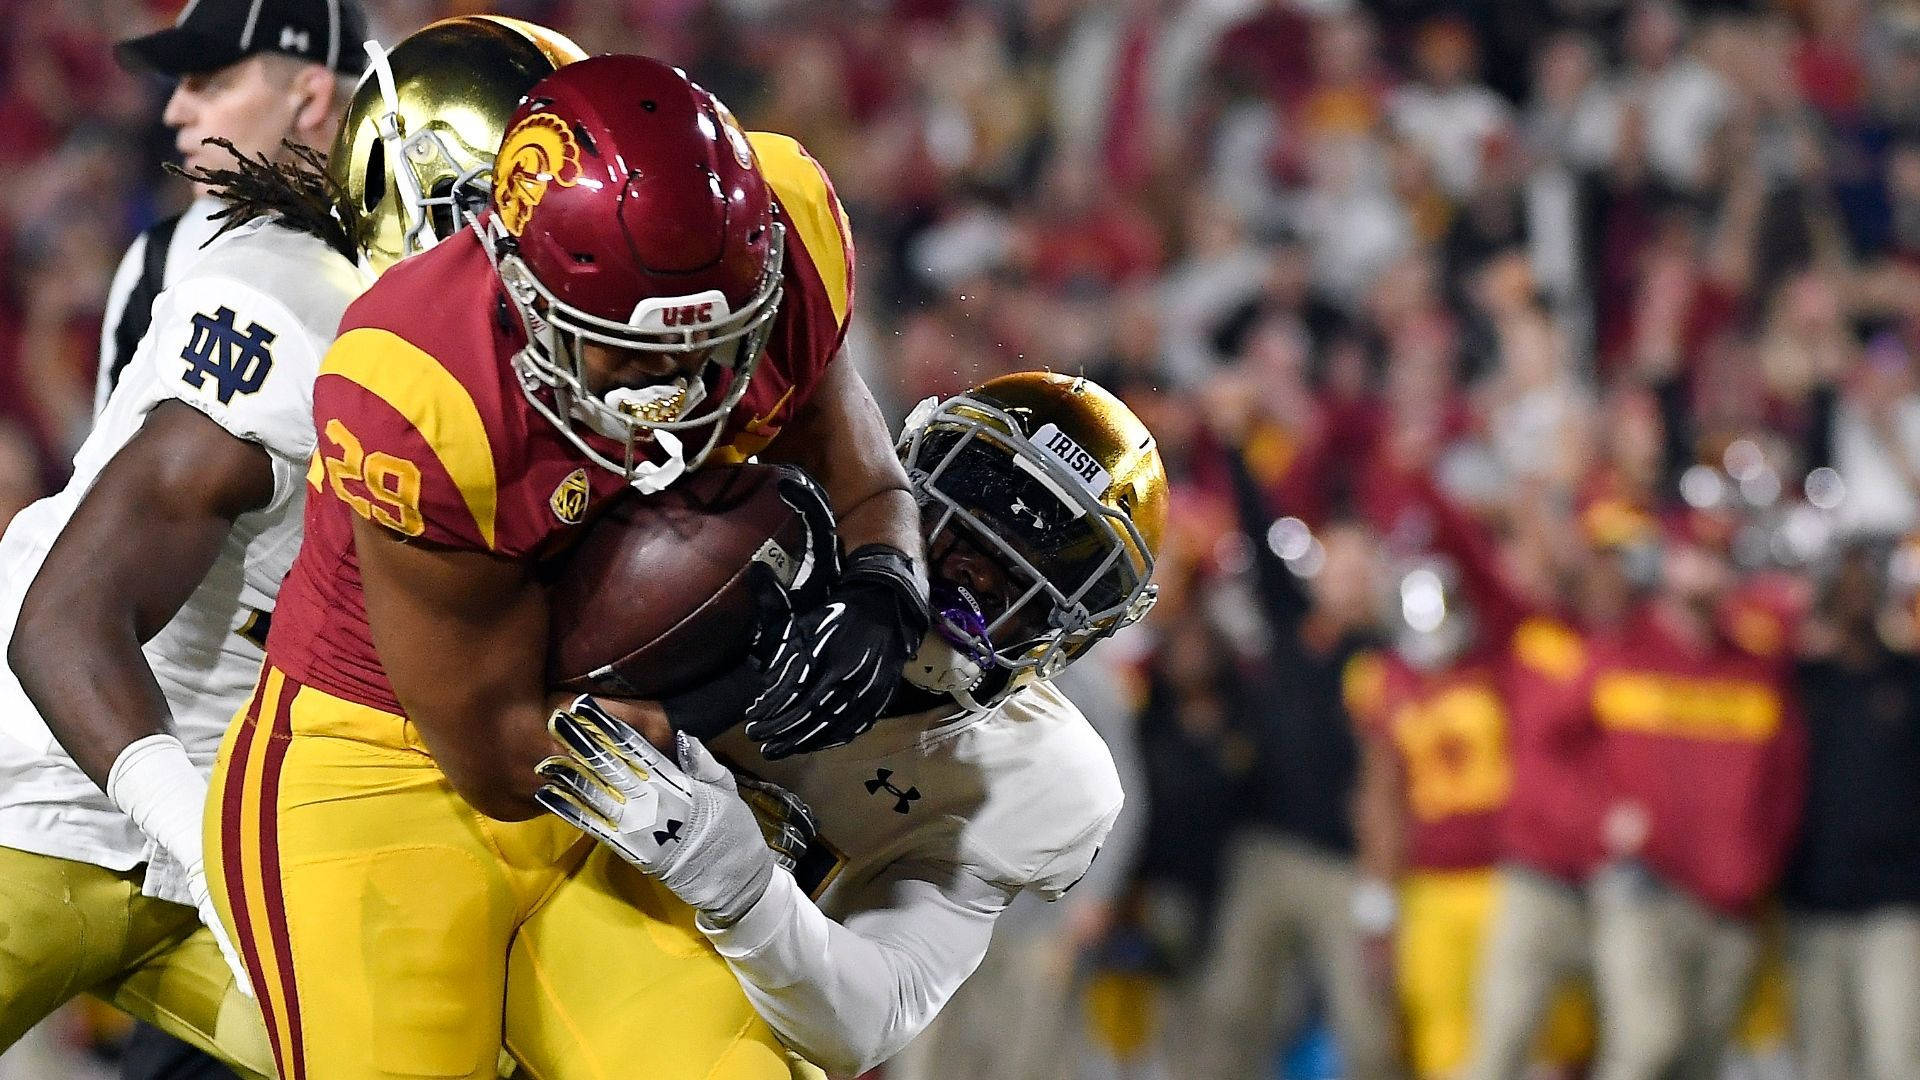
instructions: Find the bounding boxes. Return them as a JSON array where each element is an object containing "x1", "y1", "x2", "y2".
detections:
[{"x1": 166, "y1": 138, "x2": 360, "y2": 263}]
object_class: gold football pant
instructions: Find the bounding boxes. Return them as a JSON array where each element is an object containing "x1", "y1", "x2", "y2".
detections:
[
  {"x1": 1397, "y1": 868, "x2": 1592, "y2": 1078},
  {"x1": 0, "y1": 844, "x2": 273, "y2": 1077},
  {"x1": 207, "y1": 665, "x2": 807, "y2": 1080}
]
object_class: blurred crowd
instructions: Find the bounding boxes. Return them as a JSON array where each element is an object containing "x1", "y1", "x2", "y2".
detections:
[{"x1": 6, "y1": 0, "x2": 1920, "y2": 1078}]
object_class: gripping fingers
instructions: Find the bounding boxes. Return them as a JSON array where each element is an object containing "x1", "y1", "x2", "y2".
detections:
[
  {"x1": 547, "y1": 710, "x2": 645, "y2": 799},
  {"x1": 536, "y1": 755, "x2": 625, "y2": 824}
]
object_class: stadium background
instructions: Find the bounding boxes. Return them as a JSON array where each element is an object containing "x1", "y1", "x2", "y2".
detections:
[{"x1": 1, "y1": 0, "x2": 1916, "y2": 1077}]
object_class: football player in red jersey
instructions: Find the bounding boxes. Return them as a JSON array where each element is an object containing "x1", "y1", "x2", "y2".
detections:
[{"x1": 207, "y1": 55, "x2": 926, "y2": 1079}]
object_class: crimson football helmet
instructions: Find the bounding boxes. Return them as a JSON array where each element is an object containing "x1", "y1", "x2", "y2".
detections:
[{"x1": 483, "y1": 56, "x2": 785, "y2": 489}]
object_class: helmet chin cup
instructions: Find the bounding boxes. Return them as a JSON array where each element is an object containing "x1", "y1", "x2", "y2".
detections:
[{"x1": 905, "y1": 635, "x2": 985, "y2": 698}]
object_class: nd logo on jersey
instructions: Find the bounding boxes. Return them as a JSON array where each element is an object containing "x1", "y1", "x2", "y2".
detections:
[
  {"x1": 180, "y1": 306, "x2": 275, "y2": 404},
  {"x1": 495, "y1": 112, "x2": 581, "y2": 237}
]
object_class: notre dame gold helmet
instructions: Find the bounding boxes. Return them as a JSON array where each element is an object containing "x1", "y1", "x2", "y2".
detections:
[
  {"x1": 333, "y1": 16, "x2": 585, "y2": 272},
  {"x1": 898, "y1": 372, "x2": 1166, "y2": 709}
]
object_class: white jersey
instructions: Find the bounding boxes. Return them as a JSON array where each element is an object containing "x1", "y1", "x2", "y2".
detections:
[
  {"x1": 704, "y1": 680, "x2": 1123, "y2": 1075},
  {"x1": 96, "y1": 196, "x2": 226, "y2": 415},
  {"x1": 0, "y1": 218, "x2": 361, "y2": 876}
]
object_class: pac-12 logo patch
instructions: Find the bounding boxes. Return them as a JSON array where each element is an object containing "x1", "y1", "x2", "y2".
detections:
[
  {"x1": 494, "y1": 112, "x2": 581, "y2": 237},
  {"x1": 180, "y1": 306, "x2": 275, "y2": 404},
  {"x1": 550, "y1": 467, "x2": 591, "y2": 524}
]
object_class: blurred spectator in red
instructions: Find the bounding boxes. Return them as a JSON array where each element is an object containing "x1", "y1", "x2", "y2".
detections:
[
  {"x1": 1014, "y1": 151, "x2": 1164, "y2": 293},
  {"x1": 1344, "y1": 464, "x2": 1594, "y2": 1079},
  {"x1": 1586, "y1": 522, "x2": 1806, "y2": 1080}
]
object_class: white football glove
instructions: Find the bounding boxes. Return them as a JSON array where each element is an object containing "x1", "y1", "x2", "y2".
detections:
[
  {"x1": 535, "y1": 697, "x2": 777, "y2": 927},
  {"x1": 108, "y1": 734, "x2": 253, "y2": 998}
]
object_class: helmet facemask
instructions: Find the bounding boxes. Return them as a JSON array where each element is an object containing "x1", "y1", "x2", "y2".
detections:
[
  {"x1": 899, "y1": 394, "x2": 1159, "y2": 709},
  {"x1": 488, "y1": 219, "x2": 785, "y2": 492}
]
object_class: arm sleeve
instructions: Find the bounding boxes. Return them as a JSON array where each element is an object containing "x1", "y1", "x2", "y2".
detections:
[
  {"x1": 1651, "y1": 372, "x2": 1693, "y2": 498},
  {"x1": 700, "y1": 864, "x2": 1012, "y2": 1077},
  {"x1": 1806, "y1": 382, "x2": 1838, "y2": 473}
]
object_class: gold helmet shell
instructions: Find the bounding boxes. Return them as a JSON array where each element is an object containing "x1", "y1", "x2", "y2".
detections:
[
  {"x1": 332, "y1": 16, "x2": 585, "y2": 273},
  {"x1": 898, "y1": 371, "x2": 1166, "y2": 708}
]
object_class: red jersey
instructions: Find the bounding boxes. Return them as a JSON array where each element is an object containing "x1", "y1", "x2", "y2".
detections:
[
  {"x1": 1592, "y1": 604, "x2": 1806, "y2": 915},
  {"x1": 268, "y1": 133, "x2": 855, "y2": 714},
  {"x1": 1500, "y1": 617, "x2": 1609, "y2": 883},
  {"x1": 1347, "y1": 651, "x2": 1512, "y2": 871}
]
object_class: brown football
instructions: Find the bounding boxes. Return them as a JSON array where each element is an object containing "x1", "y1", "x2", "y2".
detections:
[{"x1": 546, "y1": 463, "x2": 829, "y2": 699}]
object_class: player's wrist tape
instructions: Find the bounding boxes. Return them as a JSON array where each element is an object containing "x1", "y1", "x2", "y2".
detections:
[
  {"x1": 107, "y1": 733, "x2": 209, "y2": 869},
  {"x1": 841, "y1": 544, "x2": 932, "y2": 643}
]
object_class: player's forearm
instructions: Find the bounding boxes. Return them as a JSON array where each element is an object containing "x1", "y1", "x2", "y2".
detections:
[
  {"x1": 10, "y1": 607, "x2": 176, "y2": 789},
  {"x1": 405, "y1": 692, "x2": 562, "y2": 821},
  {"x1": 14, "y1": 402, "x2": 274, "y2": 787},
  {"x1": 764, "y1": 358, "x2": 927, "y2": 574},
  {"x1": 700, "y1": 870, "x2": 1002, "y2": 1076}
]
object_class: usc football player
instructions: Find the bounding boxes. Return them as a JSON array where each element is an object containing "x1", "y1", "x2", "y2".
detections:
[
  {"x1": 537, "y1": 373, "x2": 1163, "y2": 1076},
  {"x1": 0, "y1": 16, "x2": 581, "y2": 1075},
  {"x1": 209, "y1": 55, "x2": 928, "y2": 1078}
]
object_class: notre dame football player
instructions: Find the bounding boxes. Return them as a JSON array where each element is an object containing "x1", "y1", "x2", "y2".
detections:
[
  {"x1": 0, "y1": 17, "x2": 581, "y2": 1073},
  {"x1": 538, "y1": 372, "x2": 1164, "y2": 1076}
]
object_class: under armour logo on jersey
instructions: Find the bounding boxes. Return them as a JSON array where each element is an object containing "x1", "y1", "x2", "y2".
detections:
[
  {"x1": 653, "y1": 818, "x2": 684, "y2": 846},
  {"x1": 1010, "y1": 498, "x2": 1045, "y2": 529},
  {"x1": 180, "y1": 307, "x2": 275, "y2": 404},
  {"x1": 865, "y1": 768, "x2": 920, "y2": 814},
  {"x1": 279, "y1": 26, "x2": 310, "y2": 53}
]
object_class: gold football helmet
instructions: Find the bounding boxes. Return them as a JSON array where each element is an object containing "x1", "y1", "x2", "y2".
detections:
[
  {"x1": 333, "y1": 16, "x2": 585, "y2": 272},
  {"x1": 898, "y1": 372, "x2": 1167, "y2": 709}
]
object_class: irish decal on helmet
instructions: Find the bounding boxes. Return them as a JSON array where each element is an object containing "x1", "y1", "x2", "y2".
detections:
[{"x1": 494, "y1": 112, "x2": 581, "y2": 236}]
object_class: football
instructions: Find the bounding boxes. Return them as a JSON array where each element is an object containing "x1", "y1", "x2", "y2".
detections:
[{"x1": 546, "y1": 463, "x2": 831, "y2": 699}]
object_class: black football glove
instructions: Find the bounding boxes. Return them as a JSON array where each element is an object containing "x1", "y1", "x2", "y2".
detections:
[
  {"x1": 658, "y1": 467, "x2": 836, "y2": 741},
  {"x1": 743, "y1": 544, "x2": 933, "y2": 758}
]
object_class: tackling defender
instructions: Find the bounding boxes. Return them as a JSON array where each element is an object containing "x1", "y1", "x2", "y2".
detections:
[
  {"x1": 539, "y1": 372, "x2": 1164, "y2": 1076},
  {"x1": 0, "y1": 16, "x2": 582, "y2": 1071},
  {"x1": 208, "y1": 54, "x2": 930, "y2": 1079}
]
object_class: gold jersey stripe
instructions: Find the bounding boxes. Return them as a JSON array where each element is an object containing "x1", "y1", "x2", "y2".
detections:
[
  {"x1": 748, "y1": 132, "x2": 851, "y2": 329},
  {"x1": 321, "y1": 327, "x2": 501, "y2": 549}
]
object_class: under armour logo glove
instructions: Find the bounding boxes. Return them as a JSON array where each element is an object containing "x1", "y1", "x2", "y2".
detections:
[
  {"x1": 535, "y1": 696, "x2": 776, "y2": 927},
  {"x1": 744, "y1": 544, "x2": 933, "y2": 759}
]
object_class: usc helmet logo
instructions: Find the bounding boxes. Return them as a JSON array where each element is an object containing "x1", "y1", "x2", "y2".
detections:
[{"x1": 494, "y1": 112, "x2": 581, "y2": 237}]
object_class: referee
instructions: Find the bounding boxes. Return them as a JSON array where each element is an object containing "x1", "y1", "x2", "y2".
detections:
[{"x1": 100, "y1": 0, "x2": 367, "y2": 414}]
